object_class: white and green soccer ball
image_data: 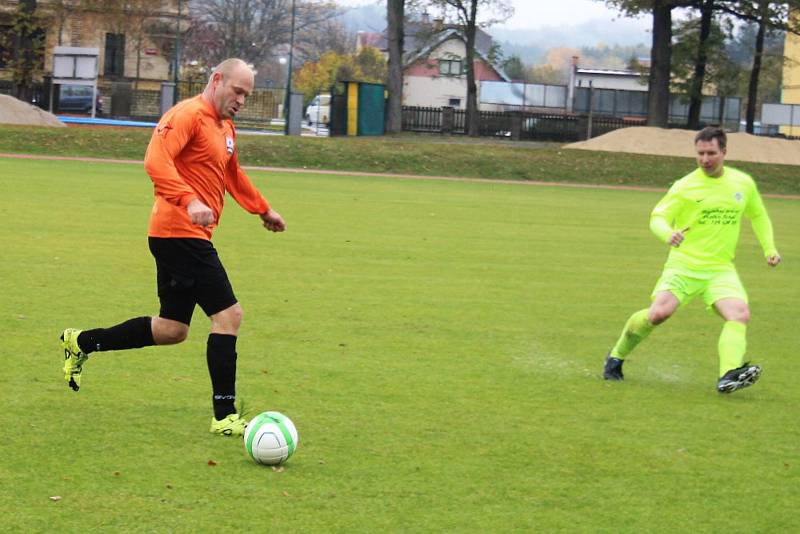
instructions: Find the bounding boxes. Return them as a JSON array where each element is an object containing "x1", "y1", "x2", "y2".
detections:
[{"x1": 244, "y1": 411, "x2": 299, "y2": 466}]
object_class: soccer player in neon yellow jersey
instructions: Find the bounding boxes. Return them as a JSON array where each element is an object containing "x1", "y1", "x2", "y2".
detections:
[{"x1": 604, "y1": 126, "x2": 781, "y2": 393}]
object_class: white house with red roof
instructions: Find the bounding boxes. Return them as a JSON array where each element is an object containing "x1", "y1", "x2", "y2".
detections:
[{"x1": 358, "y1": 21, "x2": 509, "y2": 109}]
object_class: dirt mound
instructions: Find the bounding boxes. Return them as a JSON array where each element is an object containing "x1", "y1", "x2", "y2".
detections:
[
  {"x1": 0, "y1": 94, "x2": 65, "y2": 127},
  {"x1": 566, "y1": 126, "x2": 800, "y2": 166}
]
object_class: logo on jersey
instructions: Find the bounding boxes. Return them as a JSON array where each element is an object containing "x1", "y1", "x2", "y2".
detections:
[
  {"x1": 225, "y1": 136, "x2": 234, "y2": 155},
  {"x1": 734, "y1": 191, "x2": 743, "y2": 202}
]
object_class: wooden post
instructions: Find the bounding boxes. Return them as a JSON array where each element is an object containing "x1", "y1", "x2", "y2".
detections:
[{"x1": 442, "y1": 106, "x2": 454, "y2": 134}]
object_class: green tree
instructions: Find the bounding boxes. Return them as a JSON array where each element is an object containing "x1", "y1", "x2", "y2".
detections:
[
  {"x1": 294, "y1": 50, "x2": 380, "y2": 102},
  {"x1": 527, "y1": 64, "x2": 566, "y2": 85},
  {"x1": 0, "y1": 0, "x2": 45, "y2": 102},
  {"x1": 670, "y1": 3, "x2": 733, "y2": 127},
  {"x1": 502, "y1": 54, "x2": 526, "y2": 81},
  {"x1": 604, "y1": 0, "x2": 695, "y2": 127},
  {"x1": 355, "y1": 46, "x2": 388, "y2": 83},
  {"x1": 716, "y1": 1, "x2": 799, "y2": 132}
]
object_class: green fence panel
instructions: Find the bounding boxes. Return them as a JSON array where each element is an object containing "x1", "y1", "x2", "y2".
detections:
[{"x1": 357, "y1": 83, "x2": 385, "y2": 136}]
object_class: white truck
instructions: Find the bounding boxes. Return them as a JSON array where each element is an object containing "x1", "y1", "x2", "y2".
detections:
[{"x1": 305, "y1": 94, "x2": 331, "y2": 126}]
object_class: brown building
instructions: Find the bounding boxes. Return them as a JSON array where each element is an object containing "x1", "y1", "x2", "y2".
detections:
[{"x1": 1, "y1": 0, "x2": 182, "y2": 90}]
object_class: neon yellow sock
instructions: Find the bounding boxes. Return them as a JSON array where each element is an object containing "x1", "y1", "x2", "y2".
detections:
[
  {"x1": 718, "y1": 321, "x2": 747, "y2": 377},
  {"x1": 610, "y1": 308, "x2": 654, "y2": 359}
]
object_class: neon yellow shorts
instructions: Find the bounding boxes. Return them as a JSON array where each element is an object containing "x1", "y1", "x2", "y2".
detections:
[{"x1": 651, "y1": 268, "x2": 748, "y2": 308}]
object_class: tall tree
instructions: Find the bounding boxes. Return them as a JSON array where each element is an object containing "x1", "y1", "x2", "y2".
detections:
[
  {"x1": 386, "y1": 0, "x2": 405, "y2": 133},
  {"x1": 687, "y1": 0, "x2": 716, "y2": 129},
  {"x1": 427, "y1": 0, "x2": 512, "y2": 136},
  {"x1": 715, "y1": 1, "x2": 800, "y2": 132},
  {"x1": 605, "y1": 0, "x2": 695, "y2": 127},
  {"x1": 3, "y1": 0, "x2": 43, "y2": 102},
  {"x1": 745, "y1": 2, "x2": 772, "y2": 133}
]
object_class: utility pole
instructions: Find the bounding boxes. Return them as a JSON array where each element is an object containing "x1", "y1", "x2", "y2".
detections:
[
  {"x1": 284, "y1": 0, "x2": 296, "y2": 135},
  {"x1": 173, "y1": 0, "x2": 182, "y2": 105}
]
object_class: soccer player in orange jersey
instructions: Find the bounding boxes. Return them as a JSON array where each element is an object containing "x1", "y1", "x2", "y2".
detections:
[{"x1": 60, "y1": 58, "x2": 286, "y2": 436}]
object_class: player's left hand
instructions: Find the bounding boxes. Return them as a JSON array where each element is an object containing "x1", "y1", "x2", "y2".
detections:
[
  {"x1": 767, "y1": 254, "x2": 781, "y2": 267},
  {"x1": 260, "y1": 209, "x2": 286, "y2": 232}
]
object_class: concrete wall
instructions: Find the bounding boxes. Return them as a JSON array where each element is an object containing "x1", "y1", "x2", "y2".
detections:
[
  {"x1": 781, "y1": 9, "x2": 800, "y2": 136},
  {"x1": 403, "y1": 75, "x2": 470, "y2": 108}
]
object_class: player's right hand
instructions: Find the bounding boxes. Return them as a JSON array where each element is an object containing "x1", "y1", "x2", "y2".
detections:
[
  {"x1": 187, "y1": 199, "x2": 215, "y2": 227},
  {"x1": 669, "y1": 227, "x2": 689, "y2": 247},
  {"x1": 767, "y1": 254, "x2": 781, "y2": 267}
]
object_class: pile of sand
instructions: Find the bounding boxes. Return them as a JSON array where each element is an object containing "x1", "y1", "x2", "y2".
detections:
[
  {"x1": 566, "y1": 126, "x2": 800, "y2": 166},
  {"x1": 0, "y1": 94, "x2": 64, "y2": 127}
]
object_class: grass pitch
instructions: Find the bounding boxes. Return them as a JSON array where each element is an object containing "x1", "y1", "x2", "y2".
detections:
[
  {"x1": 2, "y1": 124, "x2": 800, "y2": 195},
  {"x1": 1, "y1": 157, "x2": 798, "y2": 531}
]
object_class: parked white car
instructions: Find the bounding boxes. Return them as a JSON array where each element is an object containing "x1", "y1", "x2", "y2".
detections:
[{"x1": 305, "y1": 94, "x2": 331, "y2": 126}]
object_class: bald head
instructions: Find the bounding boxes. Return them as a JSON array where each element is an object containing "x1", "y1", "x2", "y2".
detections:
[
  {"x1": 213, "y1": 58, "x2": 253, "y2": 80},
  {"x1": 203, "y1": 58, "x2": 255, "y2": 119}
]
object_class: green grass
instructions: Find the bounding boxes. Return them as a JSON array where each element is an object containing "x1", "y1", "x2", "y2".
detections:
[
  {"x1": 1, "y1": 157, "x2": 799, "y2": 531},
  {"x1": 1, "y1": 124, "x2": 799, "y2": 195}
]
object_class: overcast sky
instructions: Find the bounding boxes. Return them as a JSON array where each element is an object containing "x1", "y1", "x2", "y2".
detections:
[{"x1": 334, "y1": 0, "x2": 651, "y2": 32}]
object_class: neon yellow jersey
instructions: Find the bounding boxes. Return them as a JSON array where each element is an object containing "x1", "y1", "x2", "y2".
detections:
[{"x1": 650, "y1": 166, "x2": 777, "y2": 273}]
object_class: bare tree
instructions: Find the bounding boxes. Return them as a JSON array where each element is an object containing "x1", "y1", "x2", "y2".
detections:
[
  {"x1": 426, "y1": 0, "x2": 512, "y2": 136},
  {"x1": 295, "y1": 19, "x2": 356, "y2": 63},
  {"x1": 187, "y1": 0, "x2": 340, "y2": 74},
  {"x1": 78, "y1": 0, "x2": 175, "y2": 87}
]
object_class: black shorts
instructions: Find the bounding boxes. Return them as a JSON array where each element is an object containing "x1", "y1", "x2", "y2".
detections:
[{"x1": 148, "y1": 237, "x2": 238, "y2": 326}]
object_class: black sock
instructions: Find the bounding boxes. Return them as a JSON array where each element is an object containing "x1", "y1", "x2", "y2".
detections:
[
  {"x1": 207, "y1": 333, "x2": 238, "y2": 420},
  {"x1": 77, "y1": 317, "x2": 155, "y2": 354}
]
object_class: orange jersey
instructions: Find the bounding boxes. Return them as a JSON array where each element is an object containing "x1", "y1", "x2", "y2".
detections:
[{"x1": 144, "y1": 94, "x2": 270, "y2": 240}]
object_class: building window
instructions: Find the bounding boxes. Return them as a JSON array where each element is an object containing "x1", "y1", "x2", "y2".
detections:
[
  {"x1": 448, "y1": 98, "x2": 461, "y2": 107},
  {"x1": 439, "y1": 59, "x2": 463, "y2": 76},
  {"x1": 104, "y1": 33, "x2": 125, "y2": 77}
]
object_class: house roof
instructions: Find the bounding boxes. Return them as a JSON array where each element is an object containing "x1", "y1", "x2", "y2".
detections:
[
  {"x1": 359, "y1": 23, "x2": 509, "y2": 81},
  {"x1": 576, "y1": 68, "x2": 642, "y2": 77}
]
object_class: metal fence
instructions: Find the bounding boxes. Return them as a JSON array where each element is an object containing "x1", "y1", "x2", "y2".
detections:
[
  {"x1": 402, "y1": 106, "x2": 442, "y2": 132},
  {"x1": 521, "y1": 113, "x2": 581, "y2": 142},
  {"x1": 573, "y1": 87, "x2": 741, "y2": 130},
  {"x1": 1, "y1": 79, "x2": 284, "y2": 124},
  {"x1": 0, "y1": 79, "x2": 49, "y2": 108},
  {"x1": 402, "y1": 106, "x2": 651, "y2": 142}
]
